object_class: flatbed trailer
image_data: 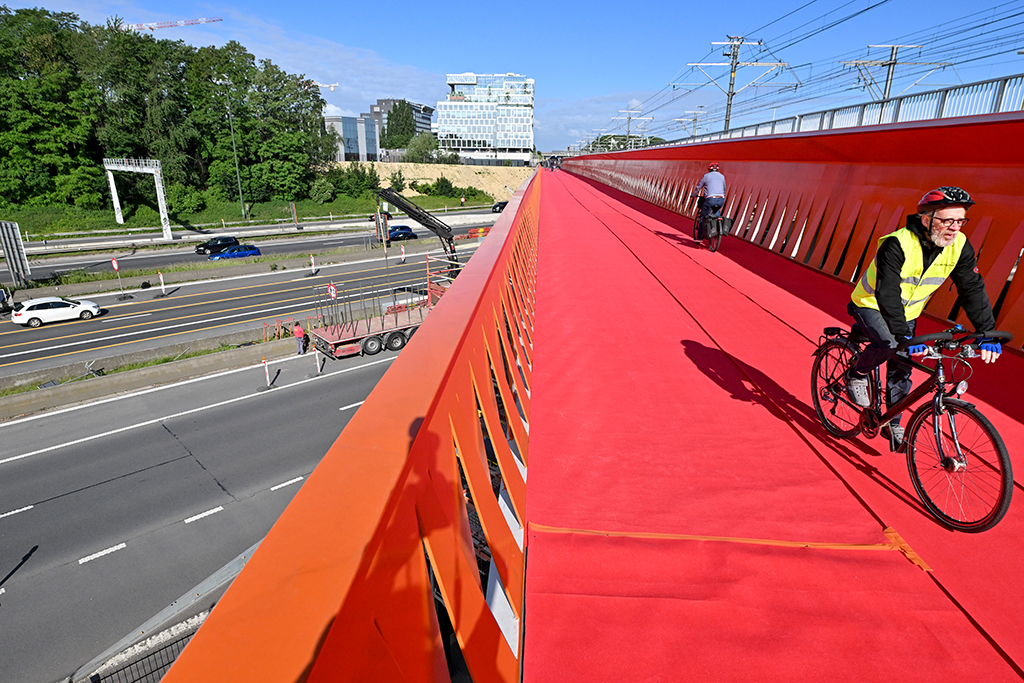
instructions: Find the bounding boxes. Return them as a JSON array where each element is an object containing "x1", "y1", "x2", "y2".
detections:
[{"x1": 309, "y1": 255, "x2": 454, "y2": 359}]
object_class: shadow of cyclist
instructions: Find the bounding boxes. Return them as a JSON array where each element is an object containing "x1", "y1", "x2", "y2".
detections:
[{"x1": 679, "y1": 338, "x2": 937, "y2": 525}]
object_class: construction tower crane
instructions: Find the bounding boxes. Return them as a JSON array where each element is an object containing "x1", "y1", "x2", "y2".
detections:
[
  {"x1": 312, "y1": 82, "x2": 339, "y2": 92},
  {"x1": 121, "y1": 17, "x2": 223, "y2": 32}
]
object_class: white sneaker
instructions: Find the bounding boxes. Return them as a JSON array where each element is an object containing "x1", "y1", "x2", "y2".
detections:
[
  {"x1": 846, "y1": 373, "x2": 870, "y2": 408},
  {"x1": 882, "y1": 424, "x2": 905, "y2": 452}
]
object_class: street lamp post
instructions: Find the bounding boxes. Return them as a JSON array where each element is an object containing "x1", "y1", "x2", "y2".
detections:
[{"x1": 214, "y1": 78, "x2": 247, "y2": 221}]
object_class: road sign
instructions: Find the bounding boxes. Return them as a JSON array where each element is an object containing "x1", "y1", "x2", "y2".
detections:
[
  {"x1": 111, "y1": 258, "x2": 119, "y2": 272},
  {"x1": 327, "y1": 283, "x2": 337, "y2": 300}
]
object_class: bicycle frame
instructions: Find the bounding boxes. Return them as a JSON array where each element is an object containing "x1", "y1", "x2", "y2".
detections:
[{"x1": 866, "y1": 352, "x2": 945, "y2": 427}]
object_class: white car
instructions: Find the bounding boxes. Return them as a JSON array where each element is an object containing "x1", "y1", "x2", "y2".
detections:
[{"x1": 10, "y1": 296, "x2": 102, "y2": 328}]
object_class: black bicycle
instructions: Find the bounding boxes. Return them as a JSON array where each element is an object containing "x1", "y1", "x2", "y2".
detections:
[
  {"x1": 693, "y1": 200, "x2": 728, "y2": 253},
  {"x1": 811, "y1": 325, "x2": 1014, "y2": 532}
]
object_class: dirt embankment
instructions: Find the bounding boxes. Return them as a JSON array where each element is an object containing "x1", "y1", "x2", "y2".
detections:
[{"x1": 332, "y1": 161, "x2": 534, "y2": 200}]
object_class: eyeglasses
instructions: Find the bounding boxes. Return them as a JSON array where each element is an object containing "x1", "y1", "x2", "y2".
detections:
[{"x1": 925, "y1": 216, "x2": 970, "y2": 228}]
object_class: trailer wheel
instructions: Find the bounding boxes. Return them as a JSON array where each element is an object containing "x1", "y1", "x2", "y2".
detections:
[
  {"x1": 361, "y1": 336, "x2": 383, "y2": 355},
  {"x1": 385, "y1": 331, "x2": 407, "y2": 351},
  {"x1": 405, "y1": 326, "x2": 419, "y2": 341}
]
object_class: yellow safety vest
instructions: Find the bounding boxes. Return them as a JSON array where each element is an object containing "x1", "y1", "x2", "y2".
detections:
[{"x1": 851, "y1": 227, "x2": 965, "y2": 320}]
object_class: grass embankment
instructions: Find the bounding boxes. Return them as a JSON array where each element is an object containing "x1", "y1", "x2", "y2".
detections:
[
  {"x1": 7, "y1": 193, "x2": 493, "y2": 239},
  {"x1": 0, "y1": 344, "x2": 238, "y2": 398}
]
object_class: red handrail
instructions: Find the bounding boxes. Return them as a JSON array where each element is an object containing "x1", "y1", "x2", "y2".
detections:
[{"x1": 165, "y1": 173, "x2": 539, "y2": 682}]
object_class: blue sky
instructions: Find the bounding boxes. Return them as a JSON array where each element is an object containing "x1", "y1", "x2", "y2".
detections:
[{"x1": 11, "y1": 0, "x2": 1024, "y2": 151}]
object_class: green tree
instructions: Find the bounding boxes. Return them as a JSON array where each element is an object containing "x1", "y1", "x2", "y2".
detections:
[
  {"x1": 404, "y1": 132, "x2": 438, "y2": 164},
  {"x1": 380, "y1": 100, "x2": 416, "y2": 149},
  {"x1": 0, "y1": 8, "x2": 102, "y2": 207},
  {"x1": 0, "y1": 8, "x2": 336, "y2": 213}
]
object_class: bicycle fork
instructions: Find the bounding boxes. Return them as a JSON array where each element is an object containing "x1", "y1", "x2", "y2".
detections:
[{"x1": 931, "y1": 394, "x2": 968, "y2": 472}]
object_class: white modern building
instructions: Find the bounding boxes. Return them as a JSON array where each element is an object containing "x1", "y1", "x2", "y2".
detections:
[
  {"x1": 435, "y1": 73, "x2": 534, "y2": 166},
  {"x1": 324, "y1": 116, "x2": 379, "y2": 162}
]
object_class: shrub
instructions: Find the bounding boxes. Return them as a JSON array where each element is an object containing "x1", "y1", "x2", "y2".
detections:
[
  {"x1": 310, "y1": 177, "x2": 336, "y2": 204},
  {"x1": 388, "y1": 169, "x2": 406, "y2": 192},
  {"x1": 166, "y1": 184, "x2": 207, "y2": 214}
]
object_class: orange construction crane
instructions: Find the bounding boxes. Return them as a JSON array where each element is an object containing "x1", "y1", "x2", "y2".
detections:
[{"x1": 121, "y1": 17, "x2": 222, "y2": 31}]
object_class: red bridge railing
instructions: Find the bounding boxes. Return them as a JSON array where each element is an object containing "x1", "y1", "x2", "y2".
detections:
[{"x1": 164, "y1": 173, "x2": 539, "y2": 682}]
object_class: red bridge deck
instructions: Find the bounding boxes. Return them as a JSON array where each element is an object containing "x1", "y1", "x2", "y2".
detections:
[{"x1": 524, "y1": 170, "x2": 1024, "y2": 681}]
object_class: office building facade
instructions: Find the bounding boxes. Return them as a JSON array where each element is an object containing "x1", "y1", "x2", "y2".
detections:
[
  {"x1": 361, "y1": 99, "x2": 435, "y2": 140},
  {"x1": 324, "y1": 116, "x2": 379, "y2": 162},
  {"x1": 435, "y1": 73, "x2": 534, "y2": 165}
]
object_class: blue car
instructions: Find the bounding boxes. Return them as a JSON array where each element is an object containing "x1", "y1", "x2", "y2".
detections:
[
  {"x1": 209, "y1": 244, "x2": 261, "y2": 260},
  {"x1": 386, "y1": 227, "x2": 418, "y2": 244}
]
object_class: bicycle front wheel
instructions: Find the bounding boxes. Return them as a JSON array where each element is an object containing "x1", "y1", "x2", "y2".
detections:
[
  {"x1": 811, "y1": 339, "x2": 861, "y2": 437},
  {"x1": 906, "y1": 398, "x2": 1013, "y2": 532}
]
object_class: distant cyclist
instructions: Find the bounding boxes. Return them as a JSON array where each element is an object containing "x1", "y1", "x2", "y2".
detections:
[
  {"x1": 846, "y1": 186, "x2": 1001, "y2": 449},
  {"x1": 691, "y1": 162, "x2": 726, "y2": 242}
]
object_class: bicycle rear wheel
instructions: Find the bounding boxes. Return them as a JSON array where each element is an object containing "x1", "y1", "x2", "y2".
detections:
[
  {"x1": 905, "y1": 398, "x2": 1013, "y2": 532},
  {"x1": 811, "y1": 339, "x2": 862, "y2": 437},
  {"x1": 707, "y1": 228, "x2": 722, "y2": 252}
]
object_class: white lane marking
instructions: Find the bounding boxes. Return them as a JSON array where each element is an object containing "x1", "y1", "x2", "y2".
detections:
[
  {"x1": 0, "y1": 505, "x2": 33, "y2": 520},
  {"x1": 79, "y1": 543, "x2": 126, "y2": 564},
  {"x1": 0, "y1": 302, "x2": 312, "y2": 360},
  {"x1": 1, "y1": 587, "x2": 5, "y2": 595},
  {"x1": 270, "y1": 476, "x2": 304, "y2": 491},
  {"x1": 103, "y1": 313, "x2": 152, "y2": 322},
  {"x1": 339, "y1": 401, "x2": 364, "y2": 411},
  {"x1": 1, "y1": 352, "x2": 320, "y2": 429},
  {"x1": 0, "y1": 356, "x2": 396, "y2": 464},
  {"x1": 78, "y1": 245, "x2": 477, "y2": 301},
  {"x1": 184, "y1": 506, "x2": 223, "y2": 524}
]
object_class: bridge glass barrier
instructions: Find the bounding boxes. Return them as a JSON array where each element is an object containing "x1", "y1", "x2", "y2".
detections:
[{"x1": 163, "y1": 173, "x2": 539, "y2": 682}]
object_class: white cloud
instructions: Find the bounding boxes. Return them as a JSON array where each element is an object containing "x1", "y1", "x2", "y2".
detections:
[{"x1": 324, "y1": 104, "x2": 357, "y2": 117}]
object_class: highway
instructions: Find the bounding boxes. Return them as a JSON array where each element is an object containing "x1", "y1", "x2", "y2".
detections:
[
  {"x1": 23, "y1": 215, "x2": 494, "y2": 281},
  {"x1": 0, "y1": 349, "x2": 397, "y2": 683},
  {"x1": 2, "y1": 245, "x2": 477, "y2": 376}
]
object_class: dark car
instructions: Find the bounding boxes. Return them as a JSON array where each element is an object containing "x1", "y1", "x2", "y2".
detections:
[
  {"x1": 195, "y1": 236, "x2": 239, "y2": 255},
  {"x1": 492, "y1": 201, "x2": 508, "y2": 213},
  {"x1": 386, "y1": 227, "x2": 418, "y2": 244},
  {"x1": 209, "y1": 244, "x2": 261, "y2": 260},
  {"x1": 370, "y1": 211, "x2": 393, "y2": 223}
]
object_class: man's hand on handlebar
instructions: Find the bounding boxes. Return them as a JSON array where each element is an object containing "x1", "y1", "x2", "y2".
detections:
[
  {"x1": 977, "y1": 338, "x2": 1002, "y2": 364},
  {"x1": 900, "y1": 336, "x2": 928, "y2": 356}
]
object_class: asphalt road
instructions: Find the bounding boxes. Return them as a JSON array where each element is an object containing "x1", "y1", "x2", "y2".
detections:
[
  {"x1": 24, "y1": 216, "x2": 493, "y2": 280},
  {"x1": 0, "y1": 350, "x2": 397, "y2": 683},
  {"x1": 2, "y1": 244, "x2": 478, "y2": 376}
]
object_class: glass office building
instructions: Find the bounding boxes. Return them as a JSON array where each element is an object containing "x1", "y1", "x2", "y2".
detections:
[
  {"x1": 323, "y1": 116, "x2": 379, "y2": 162},
  {"x1": 436, "y1": 73, "x2": 534, "y2": 165}
]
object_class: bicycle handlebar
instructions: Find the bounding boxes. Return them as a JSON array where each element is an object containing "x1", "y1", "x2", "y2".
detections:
[
  {"x1": 896, "y1": 332, "x2": 952, "y2": 351},
  {"x1": 896, "y1": 329, "x2": 1014, "y2": 352},
  {"x1": 959, "y1": 330, "x2": 1014, "y2": 344}
]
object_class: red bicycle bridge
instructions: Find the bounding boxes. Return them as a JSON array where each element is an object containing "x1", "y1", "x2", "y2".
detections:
[{"x1": 165, "y1": 113, "x2": 1024, "y2": 682}]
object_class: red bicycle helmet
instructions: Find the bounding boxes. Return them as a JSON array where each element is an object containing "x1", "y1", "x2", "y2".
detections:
[
  {"x1": 708, "y1": 162, "x2": 720, "y2": 172},
  {"x1": 917, "y1": 186, "x2": 974, "y2": 213}
]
